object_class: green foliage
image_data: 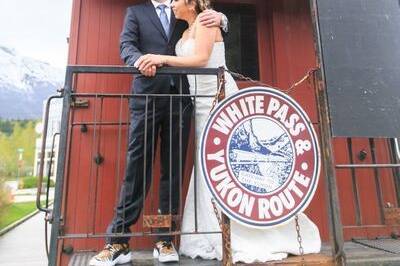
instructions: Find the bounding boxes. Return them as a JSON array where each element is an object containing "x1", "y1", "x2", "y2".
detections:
[
  {"x1": 18, "y1": 176, "x2": 55, "y2": 189},
  {"x1": 0, "y1": 201, "x2": 38, "y2": 231},
  {"x1": 19, "y1": 176, "x2": 37, "y2": 189},
  {"x1": 0, "y1": 120, "x2": 14, "y2": 136},
  {"x1": 0, "y1": 120, "x2": 39, "y2": 178}
]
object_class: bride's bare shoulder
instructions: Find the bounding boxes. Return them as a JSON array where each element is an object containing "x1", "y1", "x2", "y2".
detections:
[{"x1": 194, "y1": 15, "x2": 219, "y2": 35}]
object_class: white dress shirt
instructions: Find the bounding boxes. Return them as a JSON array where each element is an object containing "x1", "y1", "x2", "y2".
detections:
[{"x1": 151, "y1": 0, "x2": 172, "y2": 23}]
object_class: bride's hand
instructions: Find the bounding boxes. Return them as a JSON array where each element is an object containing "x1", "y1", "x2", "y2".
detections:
[{"x1": 136, "y1": 54, "x2": 165, "y2": 72}]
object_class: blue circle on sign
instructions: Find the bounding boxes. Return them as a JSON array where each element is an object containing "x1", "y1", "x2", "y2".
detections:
[{"x1": 228, "y1": 116, "x2": 295, "y2": 195}]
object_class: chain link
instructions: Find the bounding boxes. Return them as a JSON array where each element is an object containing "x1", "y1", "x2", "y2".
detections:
[
  {"x1": 226, "y1": 68, "x2": 319, "y2": 95},
  {"x1": 210, "y1": 68, "x2": 319, "y2": 115},
  {"x1": 295, "y1": 215, "x2": 306, "y2": 265},
  {"x1": 225, "y1": 69, "x2": 281, "y2": 91},
  {"x1": 209, "y1": 70, "x2": 226, "y2": 115},
  {"x1": 211, "y1": 198, "x2": 232, "y2": 266},
  {"x1": 211, "y1": 198, "x2": 222, "y2": 228}
]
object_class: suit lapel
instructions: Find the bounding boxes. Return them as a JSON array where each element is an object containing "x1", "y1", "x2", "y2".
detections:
[{"x1": 145, "y1": 1, "x2": 168, "y2": 41}]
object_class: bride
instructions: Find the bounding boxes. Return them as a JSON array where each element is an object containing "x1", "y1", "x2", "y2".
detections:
[{"x1": 136, "y1": 0, "x2": 321, "y2": 263}]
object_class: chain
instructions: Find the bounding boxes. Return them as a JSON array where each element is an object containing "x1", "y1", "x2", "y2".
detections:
[
  {"x1": 295, "y1": 215, "x2": 306, "y2": 266},
  {"x1": 286, "y1": 68, "x2": 319, "y2": 94},
  {"x1": 226, "y1": 69, "x2": 281, "y2": 91},
  {"x1": 211, "y1": 198, "x2": 232, "y2": 266},
  {"x1": 211, "y1": 198, "x2": 223, "y2": 228},
  {"x1": 209, "y1": 70, "x2": 226, "y2": 114},
  {"x1": 210, "y1": 68, "x2": 318, "y2": 115},
  {"x1": 226, "y1": 68, "x2": 319, "y2": 95}
]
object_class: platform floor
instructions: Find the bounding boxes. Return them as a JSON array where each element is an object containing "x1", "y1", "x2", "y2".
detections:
[
  {"x1": 0, "y1": 212, "x2": 49, "y2": 266},
  {"x1": 69, "y1": 240, "x2": 400, "y2": 266},
  {"x1": 2, "y1": 212, "x2": 399, "y2": 265}
]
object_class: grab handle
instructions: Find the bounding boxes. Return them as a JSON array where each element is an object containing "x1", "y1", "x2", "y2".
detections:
[{"x1": 36, "y1": 95, "x2": 63, "y2": 213}]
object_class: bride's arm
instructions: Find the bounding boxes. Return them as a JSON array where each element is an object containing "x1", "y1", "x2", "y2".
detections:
[
  {"x1": 162, "y1": 23, "x2": 218, "y2": 67},
  {"x1": 136, "y1": 22, "x2": 219, "y2": 70}
]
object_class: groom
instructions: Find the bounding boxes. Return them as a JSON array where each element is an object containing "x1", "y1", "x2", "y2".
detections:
[{"x1": 89, "y1": 1, "x2": 227, "y2": 265}]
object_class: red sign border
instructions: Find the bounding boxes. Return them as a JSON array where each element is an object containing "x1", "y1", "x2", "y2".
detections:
[{"x1": 200, "y1": 87, "x2": 321, "y2": 228}]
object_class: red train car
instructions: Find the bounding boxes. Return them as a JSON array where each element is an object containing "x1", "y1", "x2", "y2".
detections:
[{"x1": 40, "y1": 0, "x2": 400, "y2": 265}]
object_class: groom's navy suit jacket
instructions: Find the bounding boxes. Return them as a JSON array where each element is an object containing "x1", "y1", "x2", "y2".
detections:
[{"x1": 120, "y1": 1, "x2": 191, "y2": 110}]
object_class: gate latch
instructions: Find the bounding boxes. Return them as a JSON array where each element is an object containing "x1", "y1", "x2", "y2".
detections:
[{"x1": 71, "y1": 98, "x2": 89, "y2": 109}]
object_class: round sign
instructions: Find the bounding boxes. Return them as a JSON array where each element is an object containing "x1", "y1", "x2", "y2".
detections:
[{"x1": 200, "y1": 87, "x2": 320, "y2": 228}]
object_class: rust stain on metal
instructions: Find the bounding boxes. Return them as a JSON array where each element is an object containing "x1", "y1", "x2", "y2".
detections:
[
  {"x1": 384, "y1": 206, "x2": 400, "y2": 226},
  {"x1": 142, "y1": 215, "x2": 181, "y2": 229}
]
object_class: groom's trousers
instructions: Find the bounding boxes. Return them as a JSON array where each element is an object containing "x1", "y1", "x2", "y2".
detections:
[{"x1": 106, "y1": 91, "x2": 193, "y2": 244}]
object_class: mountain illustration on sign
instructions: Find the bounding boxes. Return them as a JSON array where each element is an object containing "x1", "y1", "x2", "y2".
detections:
[{"x1": 228, "y1": 118, "x2": 294, "y2": 194}]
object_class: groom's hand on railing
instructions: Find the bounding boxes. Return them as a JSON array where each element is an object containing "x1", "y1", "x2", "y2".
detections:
[
  {"x1": 135, "y1": 55, "x2": 157, "y2": 77},
  {"x1": 139, "y1": 65, "x2": 157, "y2": 77},
  {"x1": 136, "y1": 54, "x2": 166, "y2": 77}
]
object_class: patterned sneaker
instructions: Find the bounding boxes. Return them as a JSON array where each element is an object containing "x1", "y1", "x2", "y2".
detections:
[
  {"x1": 153, "y1": 241, "x2": 179, "y2": 263},
  {"x1": 89, "y1": 243, "x2": 131, "y2": 266}
]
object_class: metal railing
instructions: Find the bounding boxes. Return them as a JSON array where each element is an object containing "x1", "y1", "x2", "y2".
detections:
[
  {"x1": 38, "y1": 64, "x2": 400, "y2": 266},
  {"x1": 41, "y1": 65, "x2": 231, "y2": 266}
]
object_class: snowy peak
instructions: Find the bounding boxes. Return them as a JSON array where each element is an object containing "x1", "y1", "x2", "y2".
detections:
[
  {"x1": 0, "y1": 46, "x2": 16, "y2": 56},
  {"x1": 0, "y1": 45, "x2": 64, "y2": 93},
  {"x1": 0, "y1": 46, "x2": 65, "y2": 119}
]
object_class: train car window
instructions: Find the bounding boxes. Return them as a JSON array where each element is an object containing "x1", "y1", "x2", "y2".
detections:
[{"x1": 214, "y1": 3, "x2": 260, "y2": 80}]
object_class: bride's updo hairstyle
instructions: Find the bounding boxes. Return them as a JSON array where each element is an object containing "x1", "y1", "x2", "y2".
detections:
[{"x1": 186, "y1": 0, "x2": 211, "y2": 14}]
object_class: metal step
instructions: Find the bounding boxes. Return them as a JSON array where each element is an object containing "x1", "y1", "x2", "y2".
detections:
[
  {"x1": 69, "y1": 251, "x2": 221, "y2": 266},
  {"x1": 68, "y1": 240, "x2": 400, "y2": 266},
  {"x1": 69, "y1": 251, "x2": 333, "y2": 265},
  {"x1": 345, "y1": 239, "x2": 400, "y2": 266}
]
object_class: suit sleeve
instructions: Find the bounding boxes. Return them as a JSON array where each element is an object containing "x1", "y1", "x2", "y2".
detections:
[{"x1": 120, "y1": 7, "x2": 142, "y2": 66}]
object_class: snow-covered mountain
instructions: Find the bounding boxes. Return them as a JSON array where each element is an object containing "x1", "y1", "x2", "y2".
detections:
[{"x1": 0, "y1": 46, "x2": 64, "y2": 119}]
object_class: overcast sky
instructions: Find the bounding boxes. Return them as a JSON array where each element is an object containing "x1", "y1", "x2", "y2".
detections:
[{"x1": 0, "y1": 0, "x2": 73, "y2": 68}]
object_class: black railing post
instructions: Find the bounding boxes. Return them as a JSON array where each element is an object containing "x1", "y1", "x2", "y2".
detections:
[
  {"x1": 48, "y1": 66, "x2": 74, "y2": 266},
  {"x1": 310, "y1": 0, "x2": 345, "y2": 264}
]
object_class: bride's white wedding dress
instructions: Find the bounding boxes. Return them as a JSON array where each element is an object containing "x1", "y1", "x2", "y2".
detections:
[{"x1": 176, "y1": 37, "x2": 321, "y2": 263}]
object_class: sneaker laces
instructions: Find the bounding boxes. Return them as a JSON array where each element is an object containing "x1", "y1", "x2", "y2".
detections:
[
  {"x1": 161, "y1": 242, "x2": 172, "y2": 249},
  {"x1": 158, "y1": 241, "x2": 174, "y2": 253},
  {"x1": 96, "y1": 244, "x2": 125, "y2": 260},
  {"x1": 96, "y1": 246, "x2": 113, "y2": 261},
  {"x1": 106, "y1": 244, "x2": 120, "y2": 253}
]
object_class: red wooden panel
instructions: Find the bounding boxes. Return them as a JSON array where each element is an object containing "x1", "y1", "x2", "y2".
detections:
[
  {"x1": 271, "y1": 0, "x2": 318, "y2": 123},
  {"x1": 60, "y1": 1, "x2": 142, "y2": 265},
  {"x1": 352, "y1": 138, "x2": 382, "y2": 225},
  {"x1": 304, "y1": 126, "x2": 329, "y2": 241},
  {"x1": 60, "y1": 0, "x2": 400, "y2": 265},
  {"x1": 343, "y1": 225, "x2": 400, "y2": 241},
  {"x1": 333, "y1": 138, "x2": 358, "y2": 226},
  {"x1": 374, "y1": 139, "x2": 398, "y2": 207}
]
